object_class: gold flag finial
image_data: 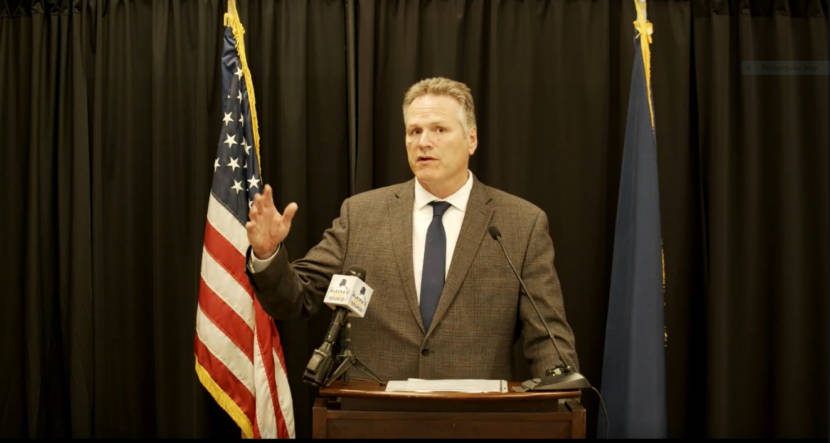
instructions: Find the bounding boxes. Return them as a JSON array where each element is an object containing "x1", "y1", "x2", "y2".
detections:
[{"x1": 633, "y1": 0, "x2": 655, "y2": 130}]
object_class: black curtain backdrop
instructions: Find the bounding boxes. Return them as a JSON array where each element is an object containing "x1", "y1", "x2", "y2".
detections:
[{"x1": 1, "y1": 0, "x2": 827, "y2": 438}]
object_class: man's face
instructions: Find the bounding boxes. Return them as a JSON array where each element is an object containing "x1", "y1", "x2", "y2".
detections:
[{"x1": 404, "y1": 94, "x2": 478, "y2": 198}]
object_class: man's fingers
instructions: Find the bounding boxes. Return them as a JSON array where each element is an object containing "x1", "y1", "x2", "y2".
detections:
[
  {"x1": 260, "y1": 184, "x2": 277, "y2": 211},
  {"x1": 263, "y1": 184, "x2": 273, "y2": 203},
  {"x1": 251, "y1": 192, "x2": 263, "y2": 212},
  {"x1": 251, "y1": 184, "x2": 295, "y2": 227},
  {"x1": 253, "y1": 193, "x2": 273, "y2": 216},
  {"x1": 282, "y1": 202, "x2": 299, "y2": 224}
]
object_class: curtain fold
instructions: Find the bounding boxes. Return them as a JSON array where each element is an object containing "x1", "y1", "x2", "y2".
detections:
[
  {"x1": 692, "y1": 0, "x2": 828, "y2": 436},
  {"x1": 1, "y1": 0, "x2": 349, "y2": 437},
  {"x1": 1, "y1": 1, "x2": 92, "y2": 436}
]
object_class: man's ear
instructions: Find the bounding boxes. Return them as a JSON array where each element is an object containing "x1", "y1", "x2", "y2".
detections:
[{"x1": 468, "y1": 126, "x2": 478, "y2": 156}]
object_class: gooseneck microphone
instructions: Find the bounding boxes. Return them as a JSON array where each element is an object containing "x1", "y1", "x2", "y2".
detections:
[
  {"x1": 488, "y1": 225, "x2": 592, "y2": 391},
  {"x1": 303, "y1": 266, "x2": 367, "y2": 388}
]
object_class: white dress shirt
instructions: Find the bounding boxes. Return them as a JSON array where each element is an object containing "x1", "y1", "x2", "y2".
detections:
[{"x1": 412, "y1": 172, "x2": 473, "y2": 303}]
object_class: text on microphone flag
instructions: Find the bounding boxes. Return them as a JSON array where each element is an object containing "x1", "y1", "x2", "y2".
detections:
[{"x1": 323, "y1": 274, "x2": 374, "y2": 318}]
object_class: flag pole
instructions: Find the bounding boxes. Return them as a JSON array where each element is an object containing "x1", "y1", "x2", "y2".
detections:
[{"x1": 224, "y1": 0, "x2": 262, "y2": 176}]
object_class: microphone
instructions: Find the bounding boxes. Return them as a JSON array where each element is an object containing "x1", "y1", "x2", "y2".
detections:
[
  {"x1": 488, "y1": 225, "x2": 592, "y2": 391},
  {"x1": 303, "y1": 266, "x2": 373, "y2": 388}
]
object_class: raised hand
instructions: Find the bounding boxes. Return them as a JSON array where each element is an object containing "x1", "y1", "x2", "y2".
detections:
[{"x1": 245, "y1": 184, "x2": 298, "y2": 259}]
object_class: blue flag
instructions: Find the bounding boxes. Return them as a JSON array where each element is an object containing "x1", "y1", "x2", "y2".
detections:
[{"x1": 598, "y1": 3, "x2": 667, "y2": 439}]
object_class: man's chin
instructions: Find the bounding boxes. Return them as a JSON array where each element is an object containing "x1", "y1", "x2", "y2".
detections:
[{"x1": 413, "y1": 171, "x2": 438, "y2": 186}]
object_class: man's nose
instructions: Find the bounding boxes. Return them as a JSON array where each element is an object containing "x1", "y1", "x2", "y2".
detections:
[{"x1": 418, "y1": 130, "x2": 433, "y2": 147}]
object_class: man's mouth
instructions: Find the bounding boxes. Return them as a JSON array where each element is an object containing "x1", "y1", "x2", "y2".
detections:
[{"x1": 417, "y1": 156, "x2": 437, "y2": 163}]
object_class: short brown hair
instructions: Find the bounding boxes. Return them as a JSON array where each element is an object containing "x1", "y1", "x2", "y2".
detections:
[{"x1": 402, "y1": 77, "x2": 477, "y2": 131}]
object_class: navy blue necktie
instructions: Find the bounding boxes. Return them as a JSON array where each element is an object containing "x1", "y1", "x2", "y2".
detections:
[{"x1": 420, "y1": 201, "x2": 451, "y2": 331}]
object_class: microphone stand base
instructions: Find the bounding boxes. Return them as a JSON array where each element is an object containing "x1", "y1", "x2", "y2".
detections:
[
  {"x1": 324, "y1": 350, "x2": 386, "y2": 387},
  {"x1": 514, "y1": 372, "x2": 592, "y2": 392}
]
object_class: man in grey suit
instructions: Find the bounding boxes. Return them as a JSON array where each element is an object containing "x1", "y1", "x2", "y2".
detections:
[{"x1": 245, "y1": 77, "x2": 578, "y2": 381}]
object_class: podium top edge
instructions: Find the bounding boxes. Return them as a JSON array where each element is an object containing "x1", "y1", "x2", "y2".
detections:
[{"x1": 318, "y1": 380, "x2": 581, "y2": 400}]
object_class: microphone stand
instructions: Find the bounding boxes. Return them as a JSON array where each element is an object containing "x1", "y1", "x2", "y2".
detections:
[
  {"x1": 488, "y1": 227, "x2": 610, "y2": 435},
  {"x1": 511, "y1": 279, "x2": 592, "y2": 391},
  {"x1": 487, "y1": 226, "x2": 591, "y2": 392},
  {"x1": 324, "y1": 320, "x2": 386, "y2": 387}
]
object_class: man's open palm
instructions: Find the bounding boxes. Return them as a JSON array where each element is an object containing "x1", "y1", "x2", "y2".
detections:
[{"x1": 246, "y1": 184, "x2": 298, "y2": 259}]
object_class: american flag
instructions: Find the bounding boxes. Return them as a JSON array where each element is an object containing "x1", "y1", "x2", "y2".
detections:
[{"x1": 194, "y1": 5, "x2": 294, "y2": 439}]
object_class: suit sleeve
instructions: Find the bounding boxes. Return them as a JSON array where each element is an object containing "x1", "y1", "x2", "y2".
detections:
[
  {"x1": 246, "y1": 199, "x2": 351, "y2": 321},
  {"x1": 519, "y1": 210, "x2": 580, "y2": 375}
]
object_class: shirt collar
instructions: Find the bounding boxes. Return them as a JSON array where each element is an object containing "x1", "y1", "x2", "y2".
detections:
[{"x1": 414, "y1": 171, "x2": 474, "y2": 212}]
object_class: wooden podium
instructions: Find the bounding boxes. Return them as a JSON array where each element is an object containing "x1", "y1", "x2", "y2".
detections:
[{"x1": 312, "y1": 380, "x2": 585, "y2": 439}]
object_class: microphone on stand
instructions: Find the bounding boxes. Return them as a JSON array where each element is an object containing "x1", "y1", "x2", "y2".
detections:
[
  {"x1": 488, "y1": 225, "x2": 592, "y2": 391},
  {"x1": 303, "y1": 266, "x2": 371, "y2": 387},
  {"x1": 303, "y1": 266, "x2": 384, "y2": 388}
]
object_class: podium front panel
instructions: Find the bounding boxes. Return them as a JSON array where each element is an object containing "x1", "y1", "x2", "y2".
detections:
[{"x1": 312, "y1": 381, "x2": 586, "y2": 439}]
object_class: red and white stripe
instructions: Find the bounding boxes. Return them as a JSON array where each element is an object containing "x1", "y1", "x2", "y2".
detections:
[{"x1": 195, "y1": 193, "x2": 295, "y2": 438}]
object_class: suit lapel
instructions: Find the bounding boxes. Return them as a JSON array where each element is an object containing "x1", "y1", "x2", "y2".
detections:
[
  {"x1": 388, "y1": 180, "x2": 425, "y2": 331},
  {"x1": 427, "y1": 179, "x2": 494, "y2": 336}
]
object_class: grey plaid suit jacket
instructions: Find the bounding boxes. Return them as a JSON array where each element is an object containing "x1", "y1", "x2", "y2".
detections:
[{"x1": 249, "y1": 177, "x2": 579, "y2": 381}]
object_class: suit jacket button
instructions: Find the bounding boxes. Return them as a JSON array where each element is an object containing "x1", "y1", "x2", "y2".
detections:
[{"x1": 421, "y1": 349, "x2": 429, "y2": 356}]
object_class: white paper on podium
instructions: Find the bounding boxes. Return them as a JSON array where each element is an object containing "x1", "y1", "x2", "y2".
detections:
[{"x1": 384, "y1": 378, "x2": 508, "y2": 393}]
